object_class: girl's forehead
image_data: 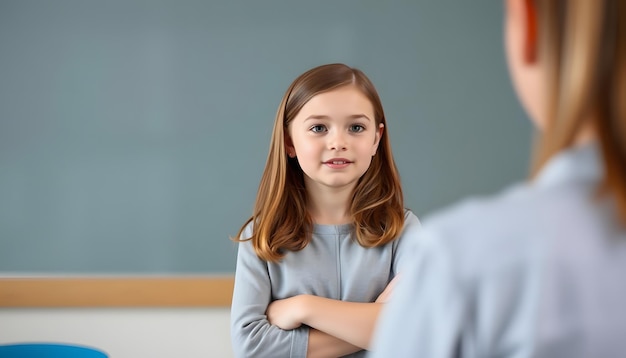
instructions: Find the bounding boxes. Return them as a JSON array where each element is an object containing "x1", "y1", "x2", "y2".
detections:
[{"x1": 296, "y1": 86, "x2": 375, "y2": 118}]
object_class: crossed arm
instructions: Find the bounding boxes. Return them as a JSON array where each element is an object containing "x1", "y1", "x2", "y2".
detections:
[{"x1": 266, "y1": 275, "x2": 399, "y2": 357}]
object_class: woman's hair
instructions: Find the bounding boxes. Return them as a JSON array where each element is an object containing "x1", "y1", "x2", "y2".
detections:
[
  {"x1": 234, "y1": 63, "x2": 405, "y2": 262},
  {"x1": 531, "y1": 0, "x2": 626, "y2": 223}
]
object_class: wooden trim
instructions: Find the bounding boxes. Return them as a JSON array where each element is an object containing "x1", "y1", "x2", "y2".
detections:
[{"x1": 0, "y1": 276, "x2": 234, "y2": 307}]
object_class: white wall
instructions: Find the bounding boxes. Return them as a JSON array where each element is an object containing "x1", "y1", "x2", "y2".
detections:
[{"x1": 0, "y1": 308, "x2": 233, "y2": 358}]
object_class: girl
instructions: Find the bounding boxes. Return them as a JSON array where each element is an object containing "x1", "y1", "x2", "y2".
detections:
[
  {"x1": 230, "y1": 63, "x2": 420, "y2": 357},
  {"x1": 371, "y1": 0, "x2": 626, "y2": 357}
]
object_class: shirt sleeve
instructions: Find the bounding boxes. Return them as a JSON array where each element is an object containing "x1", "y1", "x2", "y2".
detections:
[
  {"x1": 390, "y1": 210, "x2": 422, "y2": 276},
  {"x1": 369, "y1": 228, "x2": 466, "y2": 358},
  {"x1": 230, "y1": 227, "x2": 310, "y2": 358}
]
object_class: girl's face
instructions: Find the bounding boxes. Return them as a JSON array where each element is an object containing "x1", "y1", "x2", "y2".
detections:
[{"x1": 286, "y1": 85, "x2": 383, "y2": 195}]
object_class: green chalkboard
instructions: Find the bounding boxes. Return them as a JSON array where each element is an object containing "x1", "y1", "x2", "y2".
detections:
[{"x1": 0, "y1": 0, "x2": 531, "y2": 274}]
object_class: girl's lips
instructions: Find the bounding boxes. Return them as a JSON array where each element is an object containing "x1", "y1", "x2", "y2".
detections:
[
  {"x1": 323, "y1": 158, "x2": 352, "y2": 164},
  {"x1": 323, "y1": 158, "x2": 352, "y2": 169}
]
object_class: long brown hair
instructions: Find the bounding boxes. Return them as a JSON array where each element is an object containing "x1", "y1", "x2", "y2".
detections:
[
  {"x1": 531, "y1": 0, "x2": 626, "y2": 223},
  {"x1": 234, "y1": 63, "x2": 405, "y2": 262}
]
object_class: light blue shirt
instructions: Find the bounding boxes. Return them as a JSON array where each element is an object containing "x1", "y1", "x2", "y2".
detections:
[
  {"x1": 231, "y1": 210, "x2": 420, "y2": 358},
  {"x1": 369, "y1": 144, "x2": 626, "y2": 358}
]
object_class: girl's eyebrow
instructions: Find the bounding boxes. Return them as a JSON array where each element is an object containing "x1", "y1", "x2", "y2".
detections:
[{"x1": 304, "y1": 114, "x2": 372, "y2": 122}]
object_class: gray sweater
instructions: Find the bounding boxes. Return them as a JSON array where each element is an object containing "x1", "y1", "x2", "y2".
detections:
[
  {"x1": 230, "y1": 210, "x2": 421, "y2": 358},
  {"x1": 370, "y1": 144, "x2": 626, "y2": 357}
]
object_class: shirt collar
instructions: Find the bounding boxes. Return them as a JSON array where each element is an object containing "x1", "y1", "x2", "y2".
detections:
[{"x1": 534, "y1": 143, "x2": 603, "y2": 188}]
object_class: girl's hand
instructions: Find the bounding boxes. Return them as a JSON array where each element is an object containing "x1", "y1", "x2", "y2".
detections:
[
  {"x1": 266, "y1": 295, "x2": 308, "y2": 330},
  {"x1": 375, "y1": 275, "x2": 400, "y2": 303}
]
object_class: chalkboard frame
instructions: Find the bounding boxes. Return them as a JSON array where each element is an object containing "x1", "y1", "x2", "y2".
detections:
[{"x1": 0, "y1": 277, "x2": 234, "y2": 307}]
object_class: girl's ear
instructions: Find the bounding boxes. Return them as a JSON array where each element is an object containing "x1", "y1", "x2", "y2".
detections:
[
  {"x1": 372, "y1": 123, "x2": 384, "y2": 156},
  {"x1": 522, "y1": 0, "x2": 538, "y2": 64},
  {"x1": 507, "y1": 0, "x2": 539, "y2": 64},
  {"x1": 284, "y1": 134, "x2": 296, "y2": 158}
]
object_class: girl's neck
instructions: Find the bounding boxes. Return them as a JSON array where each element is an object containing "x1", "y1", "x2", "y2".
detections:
[
  {"x1": 310, "y1": 207, "x2": 351, "y2": 226},
  {"x1": 306, "y1": 185, "x2": 353, "y2": 226}
]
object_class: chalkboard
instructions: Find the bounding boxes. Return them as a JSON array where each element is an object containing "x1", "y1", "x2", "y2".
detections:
[{"x1": 0, "y1": 0, "x2": 531, "y2": 274}]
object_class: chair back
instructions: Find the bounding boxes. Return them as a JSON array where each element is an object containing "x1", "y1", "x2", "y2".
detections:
[{"x1": 0, "y1": 343, "x2": 108, "y2": 358}]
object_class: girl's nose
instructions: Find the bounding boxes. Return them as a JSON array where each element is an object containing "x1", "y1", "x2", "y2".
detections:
[{"x1": 328, "y1": 131, "x2": 348, "y2": 151}]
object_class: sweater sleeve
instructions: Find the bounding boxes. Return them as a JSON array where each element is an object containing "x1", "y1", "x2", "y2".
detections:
[
  {"x1": 230, "y1": 227, "x2": 310, "y2": 358},
  {"x1": 391, "y1": 210, "x2": 422, "y2": 277}
]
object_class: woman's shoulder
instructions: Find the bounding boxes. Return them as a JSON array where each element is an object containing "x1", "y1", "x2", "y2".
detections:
[
  {"x1": 421, "y1": 180, "x2": 533, "y2": 233},
  {"x1": 413, "y1": 180, "x2": 559, "y2": 273}
]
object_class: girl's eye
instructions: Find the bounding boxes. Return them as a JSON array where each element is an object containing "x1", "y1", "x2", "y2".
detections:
[
  {"x1": 310, "y1": 125, "x2": 327, "y2": 133},
  {"x1": 350, "y1": 124, "x2": 365, "y2": 133}
]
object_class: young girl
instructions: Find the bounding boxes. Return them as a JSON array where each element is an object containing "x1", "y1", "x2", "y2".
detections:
[
  {"x1": 230, "y1": 63, "x2": 420, "y2": 357},
  {"x1": 371, "y1": 0, "x2": 626, "y2": 357}
]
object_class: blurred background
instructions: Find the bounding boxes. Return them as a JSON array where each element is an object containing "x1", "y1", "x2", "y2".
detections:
[{"x1": 0, "y1": 0, "x2": 531, "y2": 275}]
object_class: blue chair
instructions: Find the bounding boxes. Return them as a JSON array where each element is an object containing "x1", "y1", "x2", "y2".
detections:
[{"x1": 0, "y1": 343, "x2": 108, "y2": 358}]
